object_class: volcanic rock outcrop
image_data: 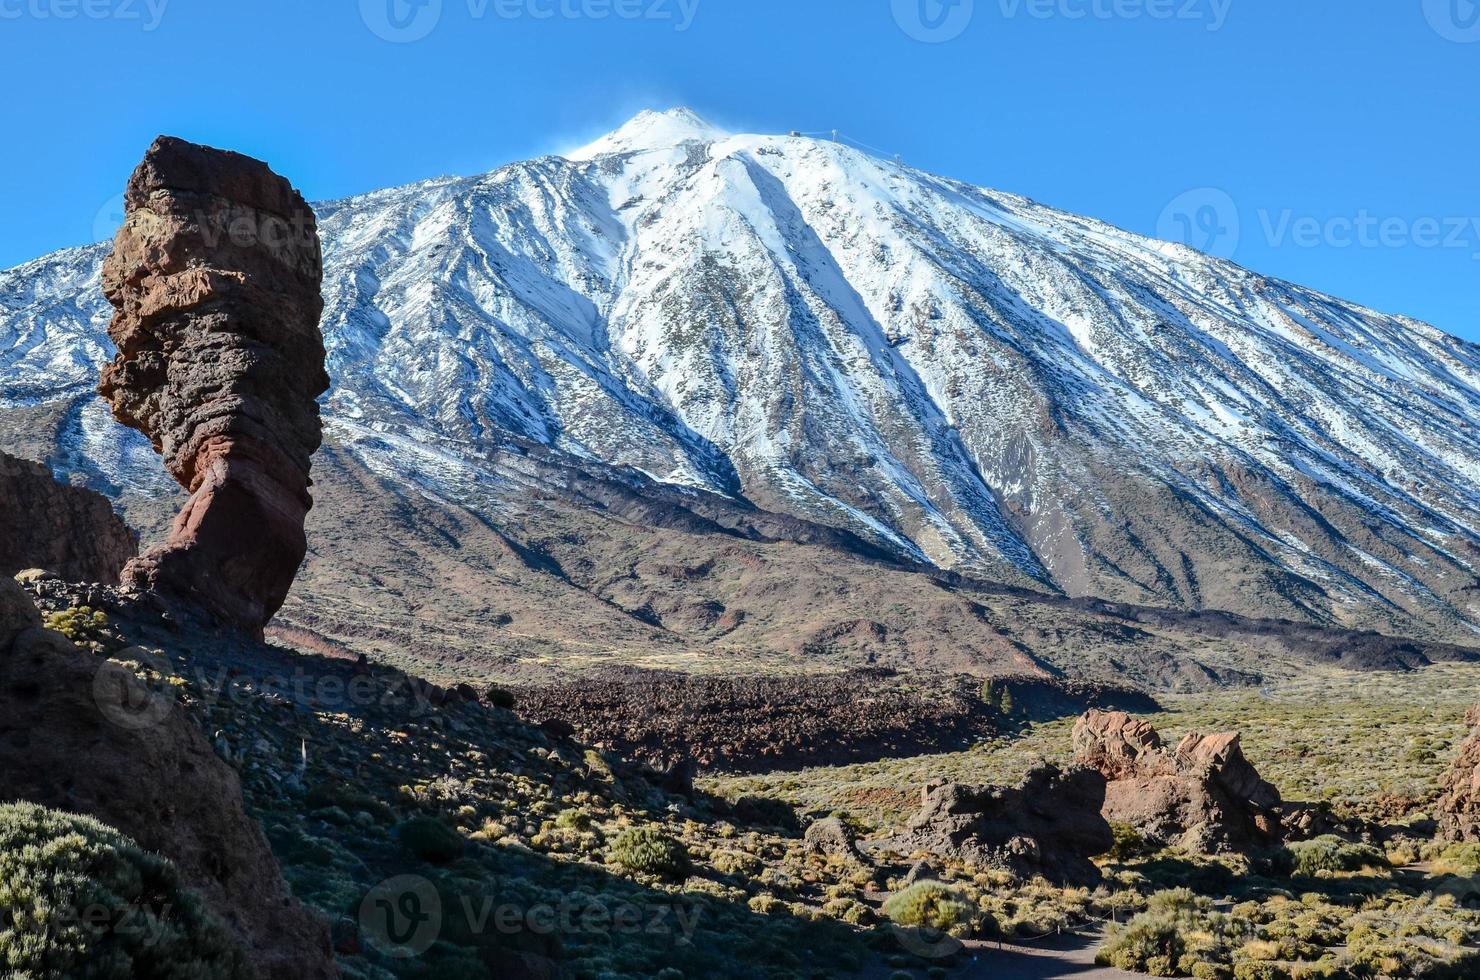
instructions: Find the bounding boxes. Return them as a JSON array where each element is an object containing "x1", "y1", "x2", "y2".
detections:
[
  {"x1": 0, "y1": 577, "x2": 337, "y2": 978},
  {"x1": 1437, "y1": 705, "x2": 1480, "y2": 843},
  {"x1": 1072, "y1": 709, "x2": 1282, "y2": 853},
  {"x1": 886, "y1": 766, "x2": 1113, "y2": 885},
  {"x1": 99, "y1": 136, "x2": 328, "y2": 636},
  {"x1": 0, "y1": 450, "x2": 136, "y2": 583},
  {"x1": 804, "y1": 816, "x2": 869, "y2": 865}
]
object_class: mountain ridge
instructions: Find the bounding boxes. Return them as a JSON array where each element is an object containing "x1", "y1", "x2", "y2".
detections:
[{"x1": 4, "y1": 108, "x2": 1479, "y2": 652}]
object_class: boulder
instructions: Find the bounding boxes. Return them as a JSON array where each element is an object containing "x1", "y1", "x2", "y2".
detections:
[
  {"x1": 1176, "y1": 730, "x2": 1280, "y2": 810},
  {"x1": 804, "y1": 816, "x2": 868, "y2": 864},
  {"x1": 1438, "y1": 705, "x2": 1480, "y2": 843},
  {"x1": 1073, "y1": 709, "x2": 1282, "y2": 854},
  {"x1": 1071, "y1": 708, "x2": 1165, "y2": 779},
  {"x1": 99, "y1": 136, "x2": 329, "y2": 637},
  {"x1": 0, "y1": 451, "x2": 136, "y2": 584},
  {"x1": 0, "y1": 578, "x2": 338, "y2": 979},
  {"x1": 887, "y1": 765, "x2": 1113, "y2": 885}
]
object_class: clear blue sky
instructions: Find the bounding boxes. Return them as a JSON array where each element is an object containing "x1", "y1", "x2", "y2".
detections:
[{"x1": 2, "y1": 0, "x2": 1476, "y2": 341}]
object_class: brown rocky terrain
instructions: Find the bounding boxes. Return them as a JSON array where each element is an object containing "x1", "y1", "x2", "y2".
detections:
[
  {"x1": 0, "y1": 577, "x2": 337, "y2": 978},
  {"x1": 0, "y1": 450, "x2": 136, "y2": 582},
  {"x1": 514, "y1": 667, "x2": 1156, "y2": 773},
  {"x1": 282, "y1": 444, "x2": 1480, "y2": 690},
  {"x1": 1438, "y1": 704, "x2": 1480, "y2": 843},
  {"x1": 1073, "y1": 709, "x2": 1282, "y2": 853},
  {"x1": 99, "y1": 136, "x2": 328, "y2": 636}
]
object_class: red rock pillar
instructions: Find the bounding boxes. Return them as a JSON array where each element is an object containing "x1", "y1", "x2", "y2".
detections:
[{"x1": 99, "y1": 136, "x2": 328, "y2": 636}]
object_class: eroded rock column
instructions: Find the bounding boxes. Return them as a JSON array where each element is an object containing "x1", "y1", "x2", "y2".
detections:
[{"x1": 99, "y1": 136, "x2": 328, "y2": 636}]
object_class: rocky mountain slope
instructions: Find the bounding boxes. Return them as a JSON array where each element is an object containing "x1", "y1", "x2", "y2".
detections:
[{"x1": 5, "y1": 108, "x2": 1480, "y2": 657}]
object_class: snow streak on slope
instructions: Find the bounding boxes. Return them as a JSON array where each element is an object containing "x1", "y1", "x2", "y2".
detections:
[{"x1": 4, "y1": 109, "x2": 1480, "y2": 640}]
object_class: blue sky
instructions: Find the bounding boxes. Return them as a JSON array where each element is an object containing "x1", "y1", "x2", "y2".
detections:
[{"x1": 2, "y1": 0, "x2": 1476, "y2": 340}]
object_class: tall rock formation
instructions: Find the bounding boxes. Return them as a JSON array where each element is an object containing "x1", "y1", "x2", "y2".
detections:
[
  {"x1": 1073, "y1": 709, "x2": 1282, "y2": 853},
  {"x1": 1438, "y1": 705, "x2": 1480, "y2": 843},
  {"x1": 0, "y1": 450, "x2": 136, "y2": 582},
  {"x1": 99, "y1": 136, "x2": 328, "y2": 636}
]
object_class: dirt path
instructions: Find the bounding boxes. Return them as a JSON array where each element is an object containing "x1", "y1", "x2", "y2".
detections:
[{"x1": 864, "y1": 929, "x2": 1142, "y2": 980}]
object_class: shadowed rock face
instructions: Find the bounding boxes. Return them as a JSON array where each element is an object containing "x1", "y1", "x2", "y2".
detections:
[
  {"x1": 887, "y1": 766, "x2": 1113, "y2": 885},
  {"x1": 0, "y1": 578, "x2": 338, "y2": 979},
  {"x1": 1438, "y1": 705, "x2": 1480, "y2": 843},
  {"x1": 0, "y1": 451, "x2": 136, "y2": 582},
  {"x1": 99, "y1": 136, "x2": 328, "y2": 636},
  {"x1": 1073, "y1": 709, "x2": 1282, "y2": 853}
]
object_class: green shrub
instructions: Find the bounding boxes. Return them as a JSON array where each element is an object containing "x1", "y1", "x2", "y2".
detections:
[
  {"x1": 0, "y1": 801, "x2": 251, "y2": 979},
  {"x1": 554, "y1": 808, "x2": 593, "y2": 832},
  {"x1": 1098, "y1": 888, "x2": 1248, "y2": 978},
  {"x1": 712, "y1": 849, "x2": 763, "y2": 877},
  {"x1": 881, "y1": 881, "x2": 972, "y2": 934},
  {"x1": 1108, "y1": 822, "x2": 1151, "y2": 861},
  {"x1": 609, "y1": 827, "x2": 690, "y2": 878},
  {"x1": 1287, "y1": 836, "x2": 1386, "y2": 876},
  {"x1": 1433, "y1": 842, "x2": 1480, "y2": 877},
  {"x1": 397, "y1": 816, "x2": 464, "y2": 865},
  {"x1": 43, "y1": 606, "x2": 111, "y2": 648}
]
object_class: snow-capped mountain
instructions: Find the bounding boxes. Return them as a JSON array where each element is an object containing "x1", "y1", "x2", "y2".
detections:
[{"x1": 5, "y1": 108, "x2": 1480, "y2": 643}]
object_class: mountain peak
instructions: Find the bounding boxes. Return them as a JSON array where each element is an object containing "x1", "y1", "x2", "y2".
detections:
[{"x1": 565, "y1": 107, "x2": 728, "y2": 160}]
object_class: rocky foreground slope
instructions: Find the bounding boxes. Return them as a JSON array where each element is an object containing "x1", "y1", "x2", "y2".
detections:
[
  {"x1": 4, "y1": 109, "x2": 1480, "y2": 654},
  {"x1": 0, "y1": 579, "x2": 338, "y2": 979}
]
